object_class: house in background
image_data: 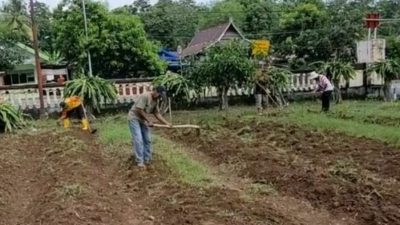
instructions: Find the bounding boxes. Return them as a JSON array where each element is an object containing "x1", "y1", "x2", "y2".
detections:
[
  {"x1": 0, "y1": 43, "x2": 69, "y2": 87},
  {"x1": 181, "y1": 19, "x2": 247, "y2": 58}
]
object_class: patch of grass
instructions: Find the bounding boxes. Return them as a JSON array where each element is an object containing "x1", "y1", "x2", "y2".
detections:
[
  {"x1": 153, "y1": 136, "x2": 214, "y2": 186},
  {"x1": 98, "y1": 116, "x2": 131, "y2": 145},
  {"x1": 57, "y1": 184, "x2": 85, "y2": 200},
  {"x1": 249, "y1": 183, "x2": 278, "y2": 196}
]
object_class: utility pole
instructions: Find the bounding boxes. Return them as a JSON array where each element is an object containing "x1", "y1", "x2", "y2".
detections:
[
  {"x1": 30, "y1": 0, "x2": 45, "y2": 116},
  {"x1": 82, "y1": 0, "x2": 93, "y2": 77}
]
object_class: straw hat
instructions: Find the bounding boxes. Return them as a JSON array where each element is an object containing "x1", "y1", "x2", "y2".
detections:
[{"x1": 309, "y1": 71, "x2": 320, "y2": 80}]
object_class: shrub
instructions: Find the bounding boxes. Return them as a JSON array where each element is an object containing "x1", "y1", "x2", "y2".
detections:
[
  {"x1": 0, "y1": 102, "x2": 26, "y2": 133},
  {"x1": 63, "y1": 74, "x2": 118, "y2": 113},
  {"x1": 153, "y1": 71, "x2": 192, "y2": 104}
]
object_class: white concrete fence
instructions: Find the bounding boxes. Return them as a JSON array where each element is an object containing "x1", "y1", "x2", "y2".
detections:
[{"x1": 0, "y1": 71, "x2": 384, "y2": 111}]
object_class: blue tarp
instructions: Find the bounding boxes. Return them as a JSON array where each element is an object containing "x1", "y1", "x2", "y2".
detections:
[{"x1": 159, "y1": 49, "x2": 186, "y2": 71}]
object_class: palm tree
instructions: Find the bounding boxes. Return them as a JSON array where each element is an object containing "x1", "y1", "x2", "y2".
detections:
[
  {"x1": 0, "y1": 0, "x2": 32, "y2": 41},
  {"x1": 369, "y1": 59, "x2": 400, "y2": 101},
  {"x1": 312, "y1": 60, "x2": 355, "y2": 103}
]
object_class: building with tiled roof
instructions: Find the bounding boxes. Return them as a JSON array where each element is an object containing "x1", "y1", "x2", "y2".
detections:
[{"x1": 181, "y1": 19, "x2": 247, "y2": 58}]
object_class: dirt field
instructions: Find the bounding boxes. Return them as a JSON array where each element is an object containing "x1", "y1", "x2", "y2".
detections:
[
  {"x1": 0, "y1": 128, "x2": 305, "y2": 225},
  {"x1": 162, "y1": 119, "x2": 400, "y2": 225},
  {"x1": 1, "y1": 112, "x2": 399, "y2": 225}
]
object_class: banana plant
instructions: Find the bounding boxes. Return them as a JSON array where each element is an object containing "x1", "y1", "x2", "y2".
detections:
[
  {"x1": 0, "y1": 102, "x2": 26, "y2": 133},
  {"x1": 63, "y1": 73, "x2": 118, "y2": 113}
]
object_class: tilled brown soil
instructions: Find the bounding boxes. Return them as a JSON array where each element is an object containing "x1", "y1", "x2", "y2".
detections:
[
  {"x1": 162, "y1": 120, "x2": 400, "y2": 225},
  {"x1": 0, "y1": 131, "x2": 147, "y2": 225},
  {"x1": 0, "y1": 128, "x2": 302, "y2": 225}
]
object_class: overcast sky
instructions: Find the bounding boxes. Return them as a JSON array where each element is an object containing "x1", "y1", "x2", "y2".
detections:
[{"x1": 38, "y1": 0, "x2": 210, "y2": 9}]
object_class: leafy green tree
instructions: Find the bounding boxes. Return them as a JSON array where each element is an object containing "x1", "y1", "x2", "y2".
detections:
[
  {"x1": 376, "y1": 0, "x2": 400, "y2": 37},
  {"x1": 0, "y1": 22, "x2": 25, "y2": 70},
  {"x1": 386, "y1": 36, "x2": 400, "y2": 59},
  {"x1": 53, "y1": 0, "x2": 165, "y2": 78},
  {"x1": 199, "y1": 0, "x2": 246, "y2": 29},
  {"x1": 139, "y1": 0, "x2": 201, "y2": 48},
  {"x1": 0, "y1": 0, "x2": 31, "y2": 42},
  {"x1": 325, "y1": 0, "x2": 369, "y2": 61},
  {"x1": 242, "y1": 0, "x2": 279, "y2": 39},
  {"x1": 0, "y1": 38, "x2": 25, "y2": 70},
  {"x1": 195, "y1": 41, "x2": 255, "y2": 110},
  {"x1": 272, "y1": 0, "x2": 369, "y2": 64},
  {"x1": 112, "y1": 0, "x2": 151, "y2": 14},
  {"x1": 273, "y1": 2, "x2": 330, "y2": 62},
  {"x1": 33, "y1": 1, "x2": 53, "y2": 51}
]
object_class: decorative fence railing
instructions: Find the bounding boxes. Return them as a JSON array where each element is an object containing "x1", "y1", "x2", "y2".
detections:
[{"x1": 0, "y1": 71, "x2": 384, "y2": 112}]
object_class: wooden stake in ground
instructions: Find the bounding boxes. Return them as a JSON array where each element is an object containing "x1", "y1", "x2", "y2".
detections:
[{"x1": 168, "y1": 97, "x2": 172, "y2": 123}]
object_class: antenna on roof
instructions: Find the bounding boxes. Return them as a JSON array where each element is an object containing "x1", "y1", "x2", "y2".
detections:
[{"x1": 229, "y1": 17, "x2": 233, "y2": 23}]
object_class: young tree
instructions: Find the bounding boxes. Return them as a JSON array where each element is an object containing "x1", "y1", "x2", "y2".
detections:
[{"x1": 195, "y1": 41, "x2": 255, "y2": 110}]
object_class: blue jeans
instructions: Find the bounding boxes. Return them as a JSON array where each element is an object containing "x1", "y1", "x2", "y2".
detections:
[{"x1": 128, "y1": 119, "x2": 151, "y2": 165}]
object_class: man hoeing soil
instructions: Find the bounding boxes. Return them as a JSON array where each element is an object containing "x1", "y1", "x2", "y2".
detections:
[{"x1": 128, "y1": 86, "x2": 172, "y2": 168}]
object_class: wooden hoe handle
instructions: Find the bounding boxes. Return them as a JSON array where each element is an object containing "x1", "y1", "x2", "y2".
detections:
[{"x1": 153, "y1": 124, "x2": 200, "y2": 129}]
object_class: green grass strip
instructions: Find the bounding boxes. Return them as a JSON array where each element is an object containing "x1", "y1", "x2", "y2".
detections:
[
  {"x1": 97, "y1": 116, "x2": 214, "y2": 186},
  {"x1": 153, "y1": 135, "x2": 214, "y2": 186},
  {"x1": 281, "y1": 110, "x2": 400, "y2": 146}
]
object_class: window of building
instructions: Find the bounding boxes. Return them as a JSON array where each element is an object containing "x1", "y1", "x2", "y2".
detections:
[{"x1": 3, "y1": 71, "x2": 35, "y2": 85}]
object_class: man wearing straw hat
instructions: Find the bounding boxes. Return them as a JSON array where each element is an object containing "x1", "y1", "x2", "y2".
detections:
[{"x1": 309, "y1": 72, "x2": 334, "y2": 112}]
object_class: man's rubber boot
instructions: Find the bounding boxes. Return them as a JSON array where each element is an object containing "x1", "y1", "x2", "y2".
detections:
[
  {"x1": 81, "y1": 119, "x2": 89, "y2": 131},
  {"x1": 63, "y1": 119, "x2": 71, "y2": 129}
]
